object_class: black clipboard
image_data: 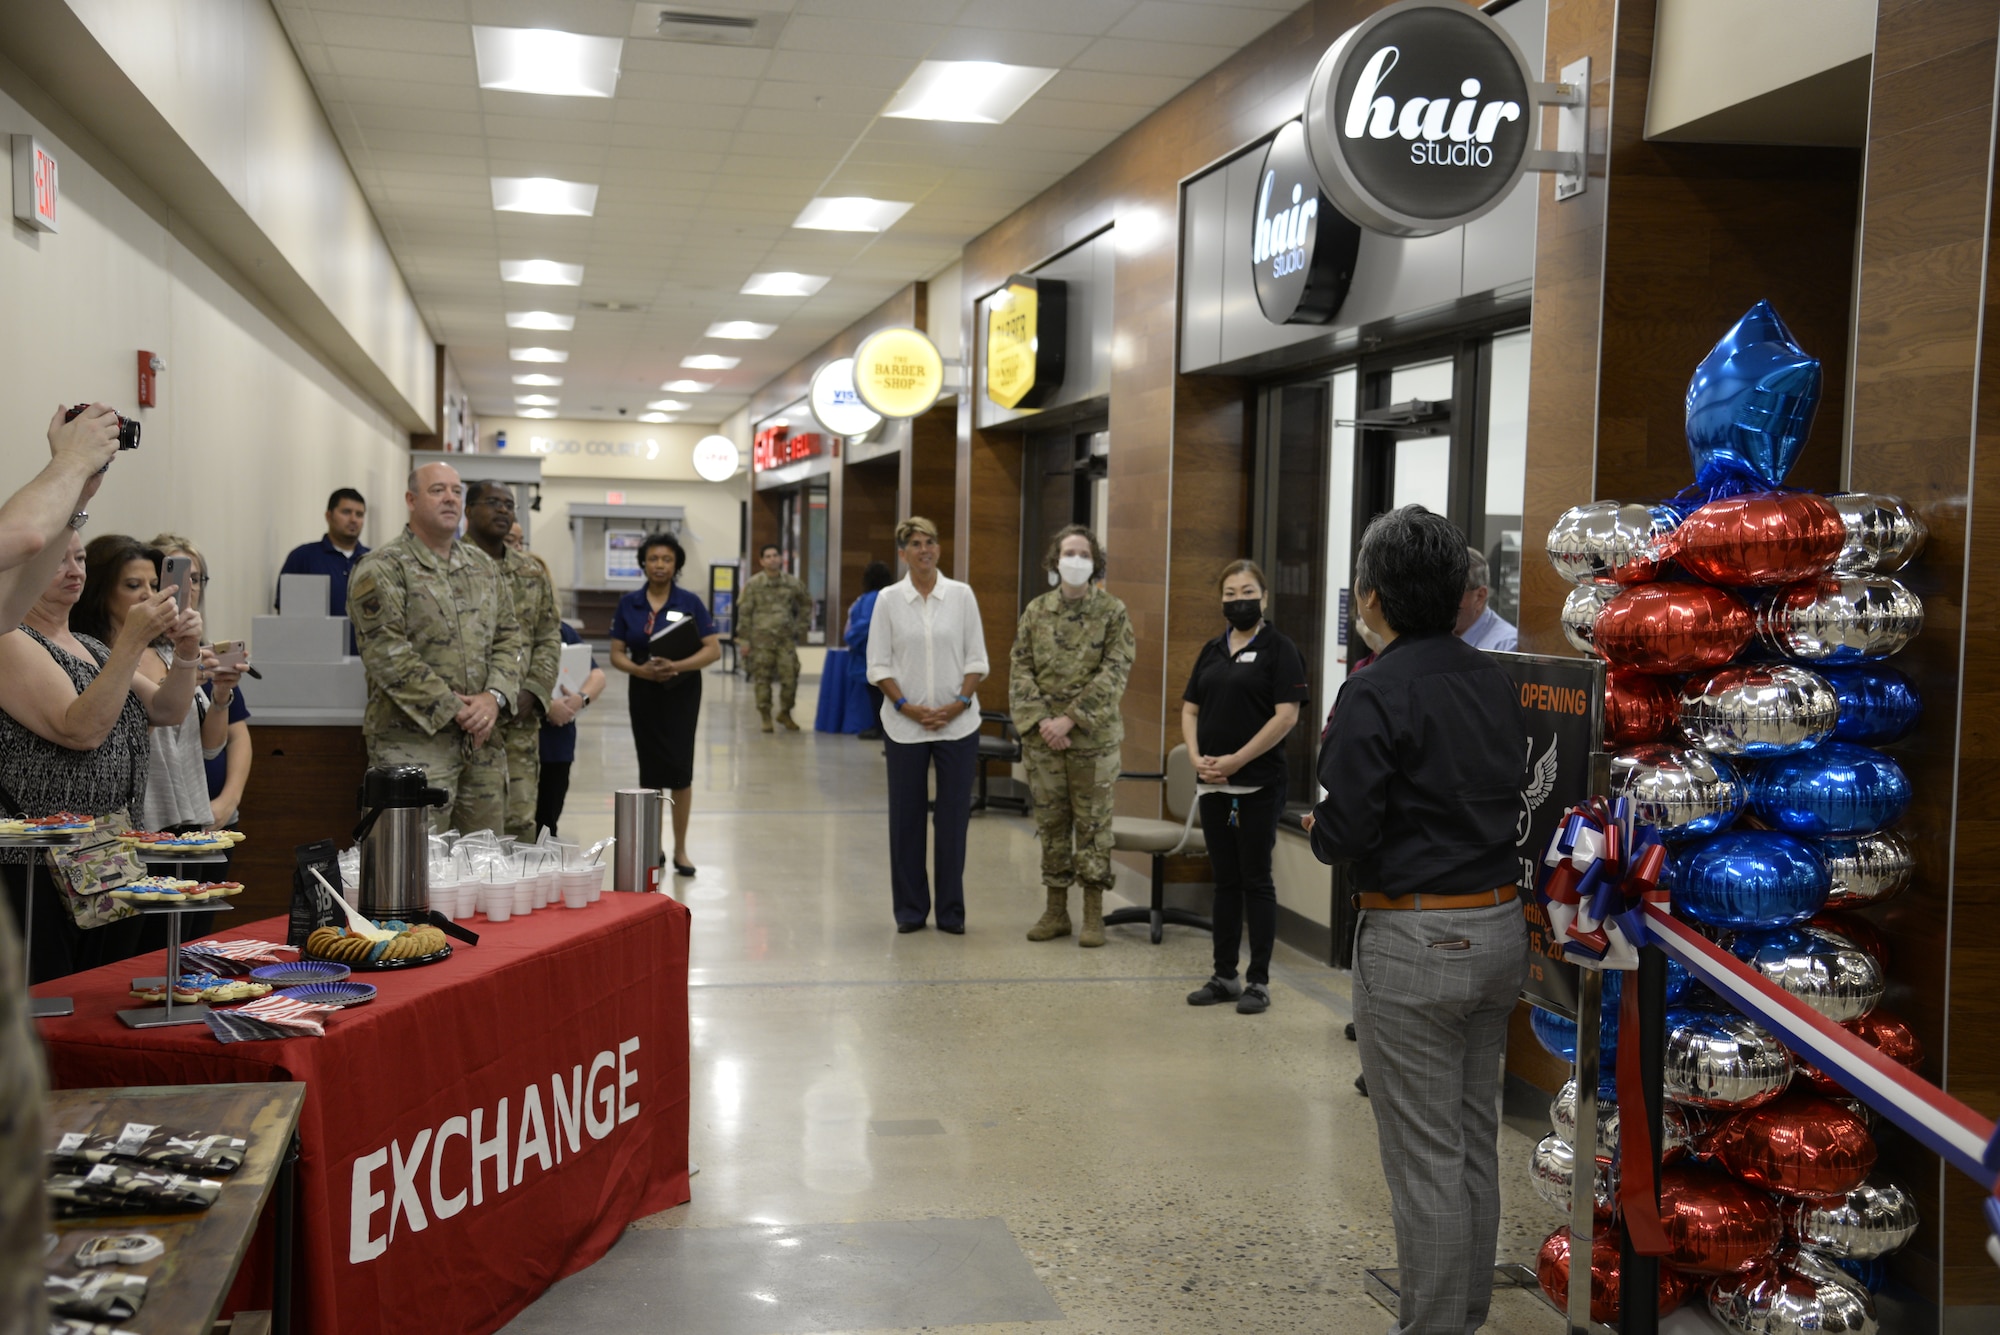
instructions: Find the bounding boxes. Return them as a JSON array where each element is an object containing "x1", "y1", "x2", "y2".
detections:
[{"x1": 633, "y1": 612, "x2": 703, "y2": 664}]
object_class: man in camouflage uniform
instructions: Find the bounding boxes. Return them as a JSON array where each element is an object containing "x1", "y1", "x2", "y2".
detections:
[
  {"x1": 464, "y1": 482, "x2": 562, "y2": 841},
  {"x1": 737, "y1": 543, "x2": 811, "y2": 733},
  {"x1": 349, "y1": 462, "x2": 524, "y2": 835},
  {"x1": 1009, "y1": 525, "x2": 1135, "y2": 947}
]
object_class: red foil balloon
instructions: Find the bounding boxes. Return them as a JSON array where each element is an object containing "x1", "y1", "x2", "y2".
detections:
[
  {"x1": 1709, "y1": 1090, "x2": 1876, "y2": 1198},
  {"x1": 1671, "y1": 492, "x2": 1846, "y2": 586},
  {"x1": 1606, "y1": 666, "x2": 1680, "y2": 744},
  {"x1": 1659, "y1": 1165, "x2": 1783, "y2": 1274},
  {"x1": 1796, "y1": 1008, "x2": 1926, "y2": 1094},
  {"x1": 1594, "y1": 583, "x2": 1755, "y2": 674},
  {"x1": 1535, "y1": 1227, "x2": 1692, "y2": 1325}
]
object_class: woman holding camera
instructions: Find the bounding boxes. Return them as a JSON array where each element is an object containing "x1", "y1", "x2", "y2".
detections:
[{"x1": 0, "y1": 531, "x2": 196, "y2": 980}]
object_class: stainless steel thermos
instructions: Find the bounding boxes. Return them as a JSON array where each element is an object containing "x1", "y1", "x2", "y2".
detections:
[
  {"x1": 612, "y1": 788, "x2": 665, "y2": 892},
  {"x1": 353, "y1": 764, "x2": 448, "y2": 920}
]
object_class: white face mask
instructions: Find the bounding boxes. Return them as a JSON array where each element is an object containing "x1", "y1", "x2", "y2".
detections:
[{"x1": 1057, "y1": 554, "x2": 1094, "y2": 587}]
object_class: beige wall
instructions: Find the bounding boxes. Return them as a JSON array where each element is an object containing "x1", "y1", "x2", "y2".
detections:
[
  {"x1": 476, "y1": 417, "x2": 749, "y2": 607},
  {"x1": 0, "y1": 81, "x2": 408, "y2": 649}
]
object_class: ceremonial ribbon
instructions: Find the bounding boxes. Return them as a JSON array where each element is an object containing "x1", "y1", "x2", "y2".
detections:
[
  {"x1": 1537, "y1": 801, "x2": 1667, "y2": 968},
  {"x1": 1615, "y1": 977, "x2": 1670, "y2": 1255}
]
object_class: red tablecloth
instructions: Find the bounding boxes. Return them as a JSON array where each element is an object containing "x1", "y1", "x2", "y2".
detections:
[{"x1": 34, "y1": 893, "x2": 691, "y2": 1335}]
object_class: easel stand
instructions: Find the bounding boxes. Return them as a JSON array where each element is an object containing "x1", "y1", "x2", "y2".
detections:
[{"x1": 7, "y1": 830, "x2": 90, "y2": 1019}]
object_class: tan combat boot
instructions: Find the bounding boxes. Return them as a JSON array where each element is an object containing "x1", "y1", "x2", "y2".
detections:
[
  {"x1": 759, "y1": 710, "x2": 774, "y2": 733},
  {"x1": 778, "y1": 711, "x2": 801, "y2": 731},
  {"x1": 1025, "y1": 888, "x2": 1071, "y2": 941},
  {"x1": 1079, "y1": 887, "x2": 1106, "y2": 948}
]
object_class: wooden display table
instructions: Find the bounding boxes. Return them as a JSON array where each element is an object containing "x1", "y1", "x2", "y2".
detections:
[{"x1": 45, "y1": 1081, "x2": 304, "y2": 1335}]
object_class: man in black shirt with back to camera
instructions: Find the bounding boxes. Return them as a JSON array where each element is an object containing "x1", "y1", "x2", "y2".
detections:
[{"x1": 1305, "y1": 505, "x2": 1529, "y2": 1335}]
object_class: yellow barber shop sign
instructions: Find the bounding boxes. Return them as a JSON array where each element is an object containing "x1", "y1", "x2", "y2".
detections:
[
  {"x1": 853, "y1": 327, "x2": 944, "y2": 418},
  {"x1": 984, "y1": 274, "x2": 1068, "y2": 412}
]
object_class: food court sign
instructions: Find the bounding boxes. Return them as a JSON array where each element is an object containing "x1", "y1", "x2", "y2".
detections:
[{"x1": 1302, "y1": 0, "x2": 1539, "y2": 237}]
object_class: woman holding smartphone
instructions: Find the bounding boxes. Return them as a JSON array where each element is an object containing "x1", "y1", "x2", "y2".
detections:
[
  {"x1": 608, "y1": 532, "x2": 719, "y2": 876},
  {"x1": 1179, "y1": 559, "x2": 1309, "y2": 1015},
  {"x1": 151, "y1": 535, "x2": 252, "y2": 836}
]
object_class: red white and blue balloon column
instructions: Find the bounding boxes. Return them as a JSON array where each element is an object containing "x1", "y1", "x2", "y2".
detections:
[{"x1": 1532, "y1": 301, "x2": 1932, "y2": 1331}]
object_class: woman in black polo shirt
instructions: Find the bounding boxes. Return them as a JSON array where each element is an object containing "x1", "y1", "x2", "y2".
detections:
[{"x1": 1180, "y1": 559, "x2": 1310, "y2": 1014}]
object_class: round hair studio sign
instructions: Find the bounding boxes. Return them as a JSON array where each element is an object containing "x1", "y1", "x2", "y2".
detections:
[
  {"x1": 1303, "y1": 0, "x2": 1536, "y2": 238},
  {"x1": 809, "y1": 357, "x2": 882, "y2": 437},
  {"x1": 1252, "y1": 120, "x2": 1361, "y2": 325}
]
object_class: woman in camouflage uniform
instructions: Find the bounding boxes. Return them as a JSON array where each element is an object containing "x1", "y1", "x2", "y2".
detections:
[{"x1": 1009, "y1": 526, "x2": 1134, "y2": 947}]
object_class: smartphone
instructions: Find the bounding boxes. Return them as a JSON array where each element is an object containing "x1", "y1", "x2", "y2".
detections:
[
  {"x1": 161, "y1": 555, "x2": 192, "y2": 611},
  {"x1": 212, "y1": 640, "x2": 247, "y2": 671}
]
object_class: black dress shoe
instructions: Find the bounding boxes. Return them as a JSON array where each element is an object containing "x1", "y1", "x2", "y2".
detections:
[
  {"x1": 896, "y1": 922, "x2": 926, "y2": 934},
  {"x1": 857, "y1": 726, "x2": 884, "y2": 740},
  {"x1": 1355, "y1": 1073, "x2": 1368, "y2": 1097},
  {"x1": 938, "y1": 923, "x2": 964, "y2": 935},
  {"x1": 673, "y1": 861, "x2": 696, "y2": 877},
  {"x1": 1344, "y1": 1022, "x2": 1357, "y2": 1042}
]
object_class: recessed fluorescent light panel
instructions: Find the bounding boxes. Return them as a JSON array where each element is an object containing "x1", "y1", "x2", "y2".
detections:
[
  {"x1": 491, "y1": 177, "x2": 599, "y2": 217},
  {"x1": 519, "y1": 408, "x2": 557, "y2": 419},
  {"x1": 515, "y1": 394, "x2": 559, "y2": 406},
  {"x1": 501, "y1": 259, "x2": 583, "y2": 286},
  {"x1": 662, "y1": 380, "x2": 713, "y2": 393},
  {"x1": 792, "y1": 196, "x2": 912, "y2": 233},
  {"x1": 647, "y1": 400, "x2": 689, "y2": 412},
  {"x1": 637, "y1": 413, "x2": 675, "y2": 424},
  {"x1": 706, "y1": 321, "x2": 775, "y2": 340},
  {"x1": 513, "y1": 373, "x2": 563, "y2": 386},
  {"x1": 741, "y1": 272, "x2": 829, "y2": 297},
  {"x1": 507, "y1": 311, "x2": 575, "y2": 330},
  {"x1": 681, "y1": 354, "x2": 740, "y2": 370},
  {"x1": 511, "y1": 347, "x2": 569, "y2": 363},
  {"x1": 882, "y1": 60, "x2": 1057, "y2": 123},
  {"x1": 474, "y1": 27, "x2": 623, "y2": 98}
]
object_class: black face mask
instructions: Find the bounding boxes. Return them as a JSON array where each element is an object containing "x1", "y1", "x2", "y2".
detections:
[{"x1": 1222, "y1": 599, "x2": 1262, "y2": 631}]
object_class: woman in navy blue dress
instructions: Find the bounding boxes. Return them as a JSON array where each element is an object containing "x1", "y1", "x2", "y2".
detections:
[{"x1": 607, "y1": 533, "x2": 720, "y2": 875}]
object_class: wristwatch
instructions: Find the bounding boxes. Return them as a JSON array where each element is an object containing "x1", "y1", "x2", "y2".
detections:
[
  {"x1": 67, "y1": 511, "x2": 87, "y2": 531},
  {"x1": 488, "y1": 688, "x2": 509, "y2": 711}
]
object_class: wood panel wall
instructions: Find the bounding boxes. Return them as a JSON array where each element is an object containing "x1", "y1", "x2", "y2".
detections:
[
  {"x1": 1845, "y1": 0, "x2": 2000, "y2": 1313},
  {"x1": 909, "y1": 404, "x2": 959, "y2": 577},
  {"x1": 839, "y1": 455, "x2": 901, "y2": 630}
]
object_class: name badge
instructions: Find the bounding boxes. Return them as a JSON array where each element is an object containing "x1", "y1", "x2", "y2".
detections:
[{"x1": 1236, "y1": 651, "x2": 1257, "y2": 663}]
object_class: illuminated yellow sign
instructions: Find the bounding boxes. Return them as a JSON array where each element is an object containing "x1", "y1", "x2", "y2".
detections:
[
  {"x1": 985, "y1": 281, "x2": 1039, "y2": 409},
  {"x1": 853, "y1": 327, "x2": 944, "y2": 418}
]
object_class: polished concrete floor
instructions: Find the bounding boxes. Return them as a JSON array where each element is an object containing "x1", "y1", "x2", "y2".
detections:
[{"x1": 506, "y1": 666, "x2": 1585, "y2": 1335}]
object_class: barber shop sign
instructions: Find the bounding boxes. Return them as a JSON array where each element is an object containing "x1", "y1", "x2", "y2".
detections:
[{"x1": 1300, "y1": 0, "x2": 1540, "y2": 238}]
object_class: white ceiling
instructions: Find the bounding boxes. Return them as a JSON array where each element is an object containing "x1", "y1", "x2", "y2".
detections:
[{"x1": 269, "y1": 0, "x2": 1299, "y2": 425}]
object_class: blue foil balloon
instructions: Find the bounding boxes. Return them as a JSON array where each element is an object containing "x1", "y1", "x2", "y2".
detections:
[
  {"x1": 1675, "y1": 831, "x2": 1829, "y2": 929},
  {"x1": 1821, "y1": 664, "x2": 1923, "y2": 744},
  {"x1": 1750, "y1": 741, "x2": 1912, "y2": 836},
  {"x1": 1529, "y1": 1003, "x2": 1618, "y2": 1097},
  {"x1": 1685, "y1": 301, "x2": 1822, "y2": 493}
]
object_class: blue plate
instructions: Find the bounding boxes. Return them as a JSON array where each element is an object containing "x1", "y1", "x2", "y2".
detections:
[
  {"x1": 274, "y1": 981, "x2": 375, "y2": 1008},
  {"x1": 251, "y1": 961, "x2": 350, "y2": 985}
]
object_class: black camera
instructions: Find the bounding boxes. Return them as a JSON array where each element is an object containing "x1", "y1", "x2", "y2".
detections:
[{"x1": 64, "y1": 403, "x2": 140, "y2": 450}]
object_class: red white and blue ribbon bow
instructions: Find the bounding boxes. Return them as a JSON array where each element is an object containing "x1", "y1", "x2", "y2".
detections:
[{"x1": 1537, "y1": 796, "x2": 1668, "y2": 971}]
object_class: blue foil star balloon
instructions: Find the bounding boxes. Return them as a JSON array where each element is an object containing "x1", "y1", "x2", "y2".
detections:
[{"x1": 1685, "y1": 301, "x2": 1822, "y2": 494}]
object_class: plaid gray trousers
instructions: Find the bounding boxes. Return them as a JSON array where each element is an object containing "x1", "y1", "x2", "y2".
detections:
[{"x1": 1353, "y1": 900, "x2": 1531, "y2": 1335}]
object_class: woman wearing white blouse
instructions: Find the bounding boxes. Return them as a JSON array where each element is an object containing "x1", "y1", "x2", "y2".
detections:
[{"x1": 865, "y1": 516, "x2": 989, "y2": 934}]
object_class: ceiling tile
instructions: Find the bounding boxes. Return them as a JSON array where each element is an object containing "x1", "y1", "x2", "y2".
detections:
[
  {"x1": 925, "y1": 27, "x2": 1094, "y2": 66},
  {"x1": 1069, "y1": 36, "x2": 1234, "y2": 78},
  {"x1": 618, "y1": 40, "x2": 775, "y2": 78},
  {"x1": 310, "y1": 13, "x2": 472, "y2": 54},
  {"x1": 762, "y1": 48, "x2": 915, "y2": 88},
  {"x1": 776, "y1": 14, "x2": 945, "y2": 58},
  {"x1": 1038, "y1": 67, "x2": 1189, "y2": 105},
  {"x1": 1107, "y1": 0, "x2": 1284, "y2": 47},
  {"x1": 464, "y1": 0, "x2": 632, "y2": 34},
  {"x1": 325, "y1": 46, "x2": 477, "y2": 82},
  {"x1": 331, "y1": 76, "x2": 485, "y2": 111}
]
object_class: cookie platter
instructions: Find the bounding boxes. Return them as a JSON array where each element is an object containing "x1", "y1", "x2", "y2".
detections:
[{"x1": 304, "y1": 921, "x2": 451, "y2": 971}]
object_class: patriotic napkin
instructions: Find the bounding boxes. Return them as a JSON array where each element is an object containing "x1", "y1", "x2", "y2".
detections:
[{"x1": 203, "y1": 994, "x2": 336, "y2": 1044}]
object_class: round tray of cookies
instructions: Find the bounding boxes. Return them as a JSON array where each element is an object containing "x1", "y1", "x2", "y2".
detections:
[{"x1": 305, "y1": 920, "x2": 452, "y2": 970}]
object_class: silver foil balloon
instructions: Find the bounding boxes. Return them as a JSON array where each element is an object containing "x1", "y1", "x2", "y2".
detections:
[
  {"x1": 1609, "y1": 743, "x2": 1745, "y2": 838},
  {"x1": 1546, "y1": 501, "x2": 1680, "y2": 586},
  {"x1": 1709, "y1": 1256, "x2": 1878, "y2": 1335},
  {"x1": 1560, "y1": 583, "x2": 1619, "y2": 654},
  {"x1": 1551, "y1": 1079, "x2": 1694, "y2": 1161},
  {"x1": 1833, "y1": 1097, "x2": 1882, "y2": 1135},
  {"x1": 1530, "y1": 1132, "x2": 1617, "y2": 1216},
  {"x1": 1759, "y1": 575, "x2": 1924, "y2": 663},
  {"x1": 1725, "y1": 925, "x2": 1885, "y2": 1023},
  {"x1": 1679, "y1": 664, "x2": 1839, "y2": 757},
  {"x1": 1820, "y1": 830, "x2": 1914, "y2": 911},
  {"x1": 1666, "y1": 1009, "x2": 1795, "y2": 1109},
  {"x1": 1784, "y1": 1181, "x2": 1920, "y2": 1260},
  {"x1": 1828, "y1": 494, "x2": 1928, "y2": 573}
]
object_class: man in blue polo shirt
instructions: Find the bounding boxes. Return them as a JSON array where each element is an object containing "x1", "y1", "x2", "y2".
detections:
[{"x1": 277, "y1": 488, "x2": 370, "y2": 618}]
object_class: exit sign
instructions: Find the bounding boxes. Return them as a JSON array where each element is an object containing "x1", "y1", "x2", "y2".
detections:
[{"x1": 12, "y1": 136, "x2": 57, "y2": 233}]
